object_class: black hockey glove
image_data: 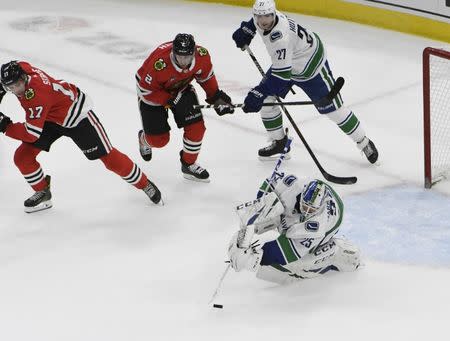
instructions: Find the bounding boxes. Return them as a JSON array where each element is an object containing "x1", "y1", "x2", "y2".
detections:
[
  {"x1": 243, "y1": 87, "x2": 266, "y2": 113},
  {"x1": 0, "y1": 86, "x2": 6, "y2": 104},
  {"x1": 206, "y1": 89, "x2": 235, "y2": 116},
  {"x1": 0, "y1": 112, "x2": 12, "y2": 133},
  {"x1": 232, "y1": 19, "x2": 256, "y2": 49}
]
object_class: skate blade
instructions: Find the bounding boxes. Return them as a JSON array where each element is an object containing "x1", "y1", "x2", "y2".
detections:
[
  {"x1": 24, "y1": 200, "x2": 53, "y2": 214},
  {"x1": 182, "y1": 174, "x2": 210, "y2": 183},
  {"x1": 258, "y1": 153, "x2": 291, "y2": 162}
]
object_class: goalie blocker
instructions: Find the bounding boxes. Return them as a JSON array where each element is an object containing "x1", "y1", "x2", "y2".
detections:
[{"x1": 228, "y1": 173, "x2": 360, "y2": 284}]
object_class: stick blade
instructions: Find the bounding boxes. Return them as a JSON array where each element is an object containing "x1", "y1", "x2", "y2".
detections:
[
  {"x1": 323, "y1": 173, "x2": 357, "y2": 185},
  {"x1": 316, "y1": 77, "x2": 345, "y2": 107}
]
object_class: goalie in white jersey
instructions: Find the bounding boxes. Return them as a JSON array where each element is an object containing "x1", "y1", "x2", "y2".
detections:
[
  {"x1": 228, "y1": 174, "x2": 360, "y2": 284},
  {"x1": 232, "y1": 0, "x2": 378, "y2": 164}
]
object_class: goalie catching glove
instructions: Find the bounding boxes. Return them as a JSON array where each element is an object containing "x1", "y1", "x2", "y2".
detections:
[{"x1": 205, "y1": 89, "x2": 234, "y2": 116}]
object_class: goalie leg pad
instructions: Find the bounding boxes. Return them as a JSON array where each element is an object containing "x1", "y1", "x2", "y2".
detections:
[{"x1": 255, "y1": 238, "x2": 360, "y2": 283}]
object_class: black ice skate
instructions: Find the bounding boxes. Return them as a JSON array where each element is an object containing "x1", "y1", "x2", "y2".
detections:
[
  {"x1": 258, "y1": 134, "x2": 291, "y2": 161},
  {"x1": 358, "y1": 137, "x2": 379, "y2": 164},
  {"x1": 24, "y1": 175, "x2": 52, "y2": 213},
  {"x1": 143, "y1": 179, "x2": 162, "y2": 205},
  {"x1": 180, "y1": 152, "x2": 210, "y2": 183},
  {"x1": 138, "y1": 130, "x2": 152, "y2": 161}
]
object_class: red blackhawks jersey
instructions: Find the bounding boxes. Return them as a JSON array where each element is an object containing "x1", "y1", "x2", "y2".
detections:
[
  {"x1": 136, "y1": 42, "x2": 219, "y2": 106},
  {"x1": 5, "y1": 61, "x2": 92, "y2": 143}
]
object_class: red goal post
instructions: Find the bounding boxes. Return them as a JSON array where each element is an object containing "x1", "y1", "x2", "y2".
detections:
[{"x1": 423, "y1": 47, "x2": 450, "y2": 189}]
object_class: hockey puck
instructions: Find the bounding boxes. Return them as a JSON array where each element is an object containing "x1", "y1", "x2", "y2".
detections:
[{"x1": 213, "y1": 304, "x2": 223, "y2": 309}]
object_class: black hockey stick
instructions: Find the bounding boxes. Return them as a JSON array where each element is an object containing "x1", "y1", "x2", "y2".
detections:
[
  {"x1": 194, "y1": 79, "x2": 344, "y2": 110},
  {"x1": 244, "y1": 46, "x2": 357, "y2": 185}
]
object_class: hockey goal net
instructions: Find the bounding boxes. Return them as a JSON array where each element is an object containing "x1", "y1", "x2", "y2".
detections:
[{"x1": 423, "y1": 47, "x2": 450, "y2": 189}]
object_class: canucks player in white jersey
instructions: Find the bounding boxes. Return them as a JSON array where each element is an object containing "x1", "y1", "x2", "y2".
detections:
[
  {"x1": 232, "y1": 0, "x2": 378, "y2": 164},
  {"x1": 228, "y1": 174, "x2": 360, "y2": 284}
]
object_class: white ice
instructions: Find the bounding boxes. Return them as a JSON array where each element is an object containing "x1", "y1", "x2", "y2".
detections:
[{"x1": 1, "y1": 0, "x2": 450, "y2": 340}]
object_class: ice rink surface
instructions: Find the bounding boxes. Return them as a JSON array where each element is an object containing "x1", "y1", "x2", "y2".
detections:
[{"x1": 1, "y1": 0, "x2": 450, "y2": 340}]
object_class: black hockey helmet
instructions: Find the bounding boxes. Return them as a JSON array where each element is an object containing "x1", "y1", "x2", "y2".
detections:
[
  {"x1": 173, "y1": 33, "x2": 195, "y2": 56},
  {"x1": 1, "y1": 61, "x2": 26, "y2": 86}
]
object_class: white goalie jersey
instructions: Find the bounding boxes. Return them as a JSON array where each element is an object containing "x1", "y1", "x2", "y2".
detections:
[
  {"x1": 257, "y1": 11, "x2": 327, "y2": 82},
  {"x1": 273, "y1": 174, "x2": 343, "y2": 248}
]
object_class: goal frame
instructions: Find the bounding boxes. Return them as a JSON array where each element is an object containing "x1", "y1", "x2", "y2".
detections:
[{"x1": 423, "y1": 47, "x2": 450, "y2": 189}]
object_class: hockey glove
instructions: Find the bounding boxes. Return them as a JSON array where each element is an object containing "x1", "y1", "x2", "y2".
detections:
[
  {"x1": 206, "y1": 89, "x2": 234, "y2": 116},
  {"x1": 243, "y1": 86, "x2": 266, "y2": 113},
  {"x1": 0, "y1": 86, "x2": 6, "y2": 104},
  {"x1": 228, "y1": 232, "x2": 262, "y2": 272},
  {"x1": 232, "y1": 19, "x2": 257, "y2": 49},
  {"x1": 0, "y1": 112, "x2": 12, "y2": 133}
]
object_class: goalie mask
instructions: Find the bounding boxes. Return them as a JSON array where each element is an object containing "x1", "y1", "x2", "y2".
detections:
[
  {"x1": 299, "y1": 180, "x2": 327, "y2": 221},
  {"x1": 253, "y1": 0, "x2": 276, "y2": 31}
]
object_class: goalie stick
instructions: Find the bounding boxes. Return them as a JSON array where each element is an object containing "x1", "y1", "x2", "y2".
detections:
[
  {"x1": 209, "y1": 136, "x2": 292, "y2": 306},
  {"x1": 244, "y1": 46, "x2": 357, "y2": 185}
]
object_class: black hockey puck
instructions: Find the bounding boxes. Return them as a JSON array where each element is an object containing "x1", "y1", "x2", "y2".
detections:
[{"x1": 213, "y1": 304, "x2": 223, "y2": 309}]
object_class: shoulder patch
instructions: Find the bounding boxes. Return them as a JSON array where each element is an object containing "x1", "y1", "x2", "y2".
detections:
[
  {"x1": 270, "y1": 31, "x2": 283, "y2": 42},
  {"x1": 25, "y1": 88, "x2": 35, "y2": 100},
  {"x1": 197, "y1": 47, "x2": 208, "y2": 56},
  {"x1": 154, "y1": 58, "x2": 167, "y2": 71}
]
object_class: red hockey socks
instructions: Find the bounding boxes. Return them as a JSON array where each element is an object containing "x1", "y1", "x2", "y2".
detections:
[{"x1": 100, "y1": 148, "x2": 148, "y2": 189}]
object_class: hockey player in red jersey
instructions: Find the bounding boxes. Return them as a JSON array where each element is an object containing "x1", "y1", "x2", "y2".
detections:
[
  {"x1": 0, "y1": 61, "x2": 162, "y2": 213},
  {"x1": 136, "y1": 33, "x2": 234, "y2": 182}
]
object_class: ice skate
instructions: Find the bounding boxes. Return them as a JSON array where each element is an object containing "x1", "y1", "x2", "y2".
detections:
[
  {"x1": 24, "y1": 175, "x2": 52, "y2": 213},
  {"x1": 138, "y1": 130, "x2": 152, "y2": 162},
  {"x1": 258, "y1": 134, "x2": 291, "y2": 161},
  {"x1": 358, "y1": 137, "x2": 379, "y2": 164},
  {"x1": 143, "y1": 179, "x2": 162, "y2": 205},
  {"x1": 180, "y1": 152, "x2": 210, "y2": 183}
]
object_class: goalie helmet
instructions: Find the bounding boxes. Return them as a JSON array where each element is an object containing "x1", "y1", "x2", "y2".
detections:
[
  {"x1": 1, "y1": 61, "x2": 25, "y2": 87},
  {"x1": 299, "y1": 180, "x2": 327, "y2": 220}
]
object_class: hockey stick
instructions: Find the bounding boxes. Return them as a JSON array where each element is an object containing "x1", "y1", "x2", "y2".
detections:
[
  {"x1": 268, "y1": 131, "x2": 292, "y2": 180},
  {"x1": 244, "y1": 46, "x2": 357, "y2": 185},
  {"x1": 194, "y1": 96, "x2": 342, "y2": 110},
  {"x1": 208, "y1": 261, "x2": 231, "y2": 305},
  {"x1": 194, "y1": 77, "x2": 343, "y2": 110},
  {"x1": 256, "y1": 132, "x2": 292, "y2": 198},
  {"x1": 209, "y1": 138, "x2": 291, "y2": 306}
]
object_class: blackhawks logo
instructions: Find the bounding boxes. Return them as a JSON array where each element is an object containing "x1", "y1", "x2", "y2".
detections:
[
  {"x1": 154, "y1": 58, "x2": 167, "y2": 71},
  {"x1": 25, "y1": 88, "x2": 35, "y2": 100},
  {"x1": 197, "y1": 47, "x2": 208, "y2": 56}
]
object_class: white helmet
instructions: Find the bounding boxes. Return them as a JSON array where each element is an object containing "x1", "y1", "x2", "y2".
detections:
[{"x1": 253, "y1": 0, "x2": 276, "y2": 16}]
